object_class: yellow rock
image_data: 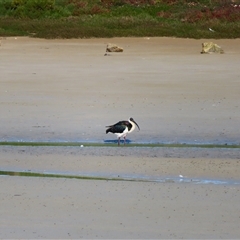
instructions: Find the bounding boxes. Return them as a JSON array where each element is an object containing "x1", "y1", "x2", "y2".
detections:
[
  {"x1": 201, "y1": 42, "x2": 224, "y2": 54},
  {"x1": 106, "y1": 43, "x2": 123, "y2": 52}
]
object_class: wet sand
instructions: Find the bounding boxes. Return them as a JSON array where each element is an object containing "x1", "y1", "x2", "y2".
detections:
[
  {"x1": 0, "y1": 37, "x2": 240, "y2": 238},
  {"x1": 1, "y1": 146, "x2": 240, "y2": 239},
  {"x1": 1, "y1": 146, "x2": 240, "y2": 180},
  {"x1": 1, "y1": 173, "x2": 240, "y2": 239},
  {"x1": 1, "y1": 145, "x2": 240, "y2": 239}
]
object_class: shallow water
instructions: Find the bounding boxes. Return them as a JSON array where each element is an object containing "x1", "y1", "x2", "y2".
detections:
[
  {"x1": 1, "y1": 135, "x2": 240, "y2": 145},
  {"x1": 1, "y1": 170, "x2": 240, "y2": 185},
  {"x1": 0, "y1": 140, "x2": 239, "y2": 148}
]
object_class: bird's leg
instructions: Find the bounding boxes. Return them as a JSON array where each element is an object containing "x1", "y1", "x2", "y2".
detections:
[
  {"x1": 118, "y1": 137, "x2": 120, "y2": 146},
  {"x1": 124, "y1": 136, "x2": 126, "y2": 145}
]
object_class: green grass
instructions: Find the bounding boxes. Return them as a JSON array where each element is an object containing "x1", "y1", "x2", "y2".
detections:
[
  {"x1": 0, "y1": 170, "x2": 137, "y2": 182},
  {"x1": 0, "y1": 0, "x2": 240, "y2": 38},
  {"x1": 0, "y1": 141, "x2": 239, "y2": 148}
]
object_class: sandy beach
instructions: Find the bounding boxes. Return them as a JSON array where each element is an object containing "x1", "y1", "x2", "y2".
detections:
[
  {"x1": 0, "y1": 37, "x2": 240, "y2": 238},
  {"x1": 1, "y1": 37, "x2": 240, "y2": 144}
]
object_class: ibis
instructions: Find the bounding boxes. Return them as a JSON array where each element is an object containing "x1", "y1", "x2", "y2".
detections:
[{"x1": 106, "y1": 117, "x2": 140, "y2": 145}]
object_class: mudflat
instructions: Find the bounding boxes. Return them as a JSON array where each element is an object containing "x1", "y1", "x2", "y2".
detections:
[
  {"x1": 0, "y1": 37, "x2": 240, "y2": 239},
  {"x1": 1, "y1": 37, "x2": 240, "y2": 143}
]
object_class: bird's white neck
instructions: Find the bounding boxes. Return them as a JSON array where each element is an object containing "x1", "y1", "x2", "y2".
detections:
[{"x1": 128, "y1": 119, "x2": 136, "y2": 133}]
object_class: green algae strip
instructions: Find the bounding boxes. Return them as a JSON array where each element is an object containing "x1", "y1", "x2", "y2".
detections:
[
  {"x1": 0, "y1": 170, "x2": 141, "y2": 182},
  {"x1": 0, "y1": 141, "x2": 239, "y2": 148}
]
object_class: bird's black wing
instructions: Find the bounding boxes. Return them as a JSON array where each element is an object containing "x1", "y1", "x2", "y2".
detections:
[{"x1": 106, "y1": 121, "x2": 129, "y2": 134}]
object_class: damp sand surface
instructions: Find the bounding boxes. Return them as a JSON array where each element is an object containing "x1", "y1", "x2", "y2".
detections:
[
  {"x1": 1, "y1": 37, "x2": 240, "y2": 144},
  {"x1": 1, "y1": 146, "x2": 240, "y2": 238},
  {"x1": 0, "y1": 37, "x2": 240, "y2": 238}
]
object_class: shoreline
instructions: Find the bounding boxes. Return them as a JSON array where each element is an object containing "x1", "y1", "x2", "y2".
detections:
[
  {"x1": 1, "y1": 169, "x2": 240, "y2": 186},
  {"x1": 1, "y1": 145, "x2": 240, "y2": 180}
]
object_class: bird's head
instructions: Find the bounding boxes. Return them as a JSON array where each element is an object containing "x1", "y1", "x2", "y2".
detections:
[{"x1": 129, "y1": 117, "x2": 140, "y2": 130}]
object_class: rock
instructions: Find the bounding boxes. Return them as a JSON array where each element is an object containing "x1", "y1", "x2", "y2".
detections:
[
  {"x1": 106, "y1": 43, "x2": 123, "y2": 53},
  {"x1": 201, "y1": 42, "x2": 224, "y2": 54}
]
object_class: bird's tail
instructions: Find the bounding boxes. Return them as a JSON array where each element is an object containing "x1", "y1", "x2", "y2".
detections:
[{"x1": 106, "y1": 126, "x2": 112, "y2": 134}]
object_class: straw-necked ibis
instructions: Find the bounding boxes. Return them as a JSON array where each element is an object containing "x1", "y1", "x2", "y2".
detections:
[{"x1": 106, "y1": 117, "x2": 140, "y2": 145}]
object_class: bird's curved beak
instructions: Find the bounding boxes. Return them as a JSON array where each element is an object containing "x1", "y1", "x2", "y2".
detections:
[{"x1": 133, "y1": 119, "x2": 140, "y2": 130}]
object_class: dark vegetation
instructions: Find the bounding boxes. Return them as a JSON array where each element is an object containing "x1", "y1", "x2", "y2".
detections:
[{"x1": 0, "y1": 0, "x2": 240, "y2": 38}]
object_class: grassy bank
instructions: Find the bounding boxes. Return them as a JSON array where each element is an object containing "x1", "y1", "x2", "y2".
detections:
[
  {"x1": 0, "y1": 141, "x2": 239, "y2": 148},
  {"x1": 0, "y1": 170, "x2": 140, "y2": 182},
  {"x1": 0, "y1": 0, "x2": 240, "y2": 39}
]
